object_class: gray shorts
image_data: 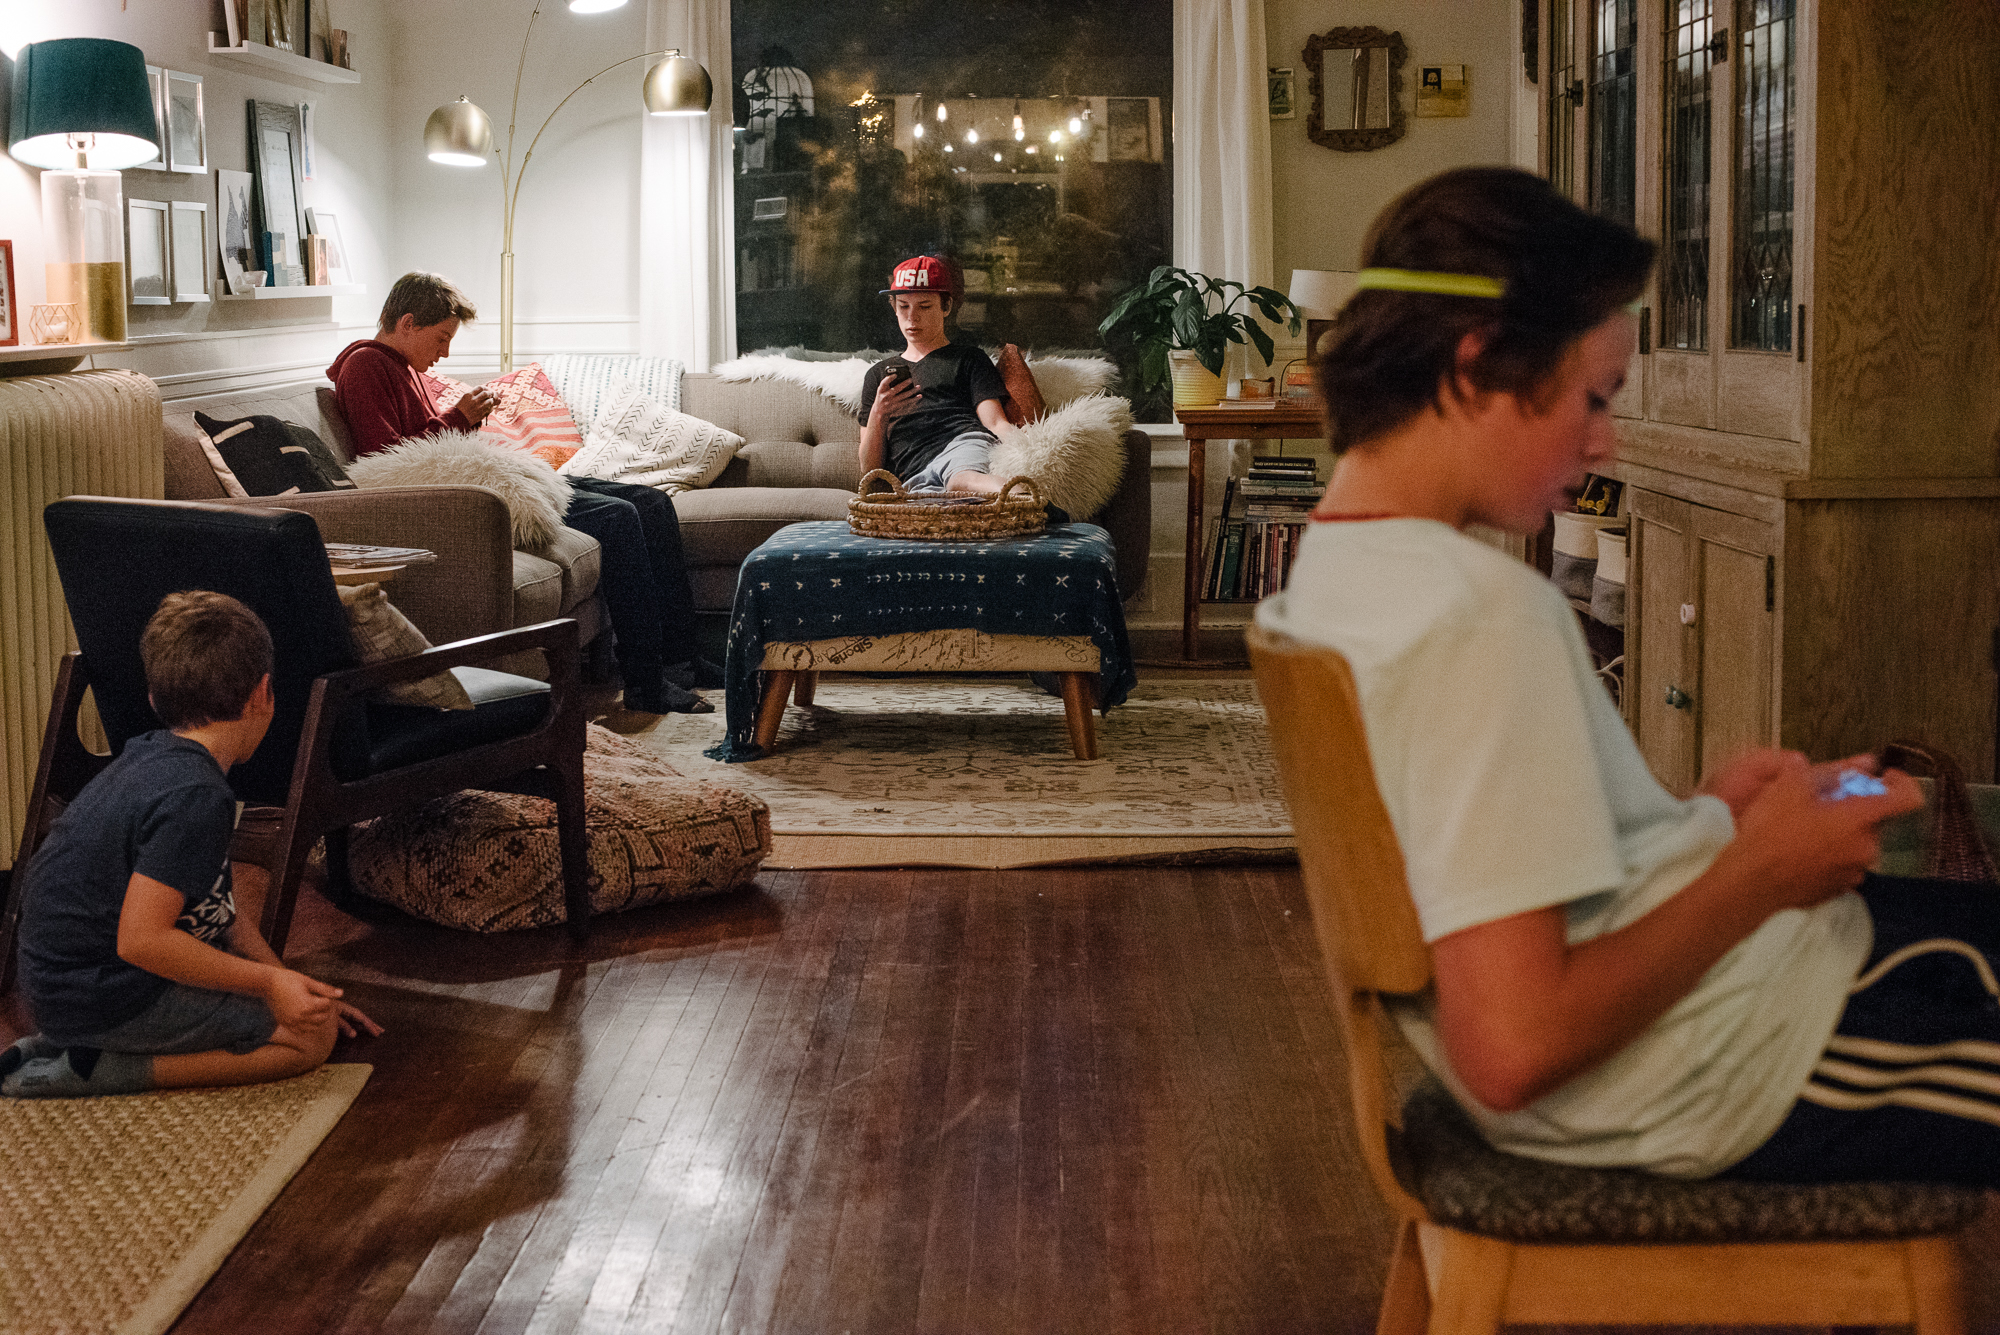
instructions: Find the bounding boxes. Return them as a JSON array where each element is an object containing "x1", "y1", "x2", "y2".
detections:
[
  {"x1": 79, "y1": 983, "x2": 276, "y2": 1057},
  {"x1": 906, "y1": 428, "x2": 997, "y2": 492}
]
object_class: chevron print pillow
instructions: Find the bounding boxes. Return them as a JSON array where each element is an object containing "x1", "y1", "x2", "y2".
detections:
[{"x1": 421, "y1": 362, "x2": 583, "y2": 468}]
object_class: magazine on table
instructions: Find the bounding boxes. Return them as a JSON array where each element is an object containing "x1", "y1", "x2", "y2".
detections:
[{"x1": 324, "y1": 542, "x2": 438, "y2": 568}]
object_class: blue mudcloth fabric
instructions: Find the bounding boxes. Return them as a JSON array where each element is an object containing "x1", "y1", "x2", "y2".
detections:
[{"x1": 707, "y1": 521, "x2": 1136, "y2": 762}]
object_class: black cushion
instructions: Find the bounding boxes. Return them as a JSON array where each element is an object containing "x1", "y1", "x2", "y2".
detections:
[
  {"x1": 1398, "y1": 1081, "x2": 1987, "y2": 1244},
  {"x1": 195, "y1": 412, "x2": 356, "y2": 496}
]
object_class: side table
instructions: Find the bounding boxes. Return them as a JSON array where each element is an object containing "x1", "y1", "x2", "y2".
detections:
[{"x1": 1173, "y1": 399, "x2": 1325, "y2": 660}]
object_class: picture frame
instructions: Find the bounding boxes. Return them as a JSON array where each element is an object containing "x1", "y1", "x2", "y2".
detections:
[
  {"x1": 127, "y1": 200, "x2": 171, "y2": 305},
  {"x1": 166, "y1": 71, "x2": 208, "y2": 174},
  {"x1": 305, "y1": 208, "x2": 350, "y2": 285},
  {"x1": 250, "y1": 99, "x2": 308, "y2": 285},
  {"x1": 136, "y1": 65, "x2": 168, "y2": 169},
  {"x1": 224, "y1": 0, "x2": 247, "y2": 47},
  {"x1": 1269, "y1": 67, "x2": 1297, "y2": 120},
  {"x1": 310, "y1": 0, "x2": 334, "y2": 63},
  {"x1": 171, "y1": 202, "x2": 213, "y2": 303},
  {"x1": 215, "y1": 168, "x2": 258, "y2": 290},
  {"x1": 0, "y1": 240, "x2": 17, "y2": 348}
]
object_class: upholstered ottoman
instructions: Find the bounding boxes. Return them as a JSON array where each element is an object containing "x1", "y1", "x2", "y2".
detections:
[
  {"x1": 349, "y1": 725, "x2": 770, "y2": 930},
  {"x1": 708, "y1": 521, "x2": 1138, "y2": 763}
]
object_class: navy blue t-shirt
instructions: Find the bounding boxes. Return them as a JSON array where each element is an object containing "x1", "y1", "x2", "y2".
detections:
[
  {"x1": 17, "y1": 731, "x2": 239, "y2": 1045},
  {"x1": 857, "y1": 342, "x2": 1008, "y2": 483}
]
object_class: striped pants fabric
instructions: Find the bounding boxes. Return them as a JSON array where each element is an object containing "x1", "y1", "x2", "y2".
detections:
[{"x1": 1725, "y1": 874, "x2": 2000, "y2": 1186}]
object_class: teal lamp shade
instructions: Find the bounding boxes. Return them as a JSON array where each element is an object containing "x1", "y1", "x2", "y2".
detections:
[{"x1": 8, "y1": 38, "x2": 160, "y2": 170}]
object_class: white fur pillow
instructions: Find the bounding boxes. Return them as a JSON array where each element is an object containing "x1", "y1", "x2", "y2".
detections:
[
  {"x1": 345, "y1": 430, "x2": 572, "y2": 551},
  {"x1": 989, "y1": 393, "x2": 1133, "y2": 519},
  {"x1": 709, "y1": 351, "x2": 1117, "y2": 414},
  {"x1": 1015, "y1": 356, "x2": 1118, "y2": 411},
  {"x1": 560, "y1": 382, "x2": 745, "y2": 493}
]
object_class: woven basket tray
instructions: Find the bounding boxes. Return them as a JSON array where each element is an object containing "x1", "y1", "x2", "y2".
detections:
[{"x1": 847, "y1": 469, "x2": 1047, "y2": 541}]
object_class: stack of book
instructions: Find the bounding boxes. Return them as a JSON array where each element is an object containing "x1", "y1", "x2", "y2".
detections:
[
  {"x1": 1201, "y1": 456, "x2": 1324, "y2": 602},
  {"x1": 324, "y1": 542, "x2": 438, "y2": 569}
]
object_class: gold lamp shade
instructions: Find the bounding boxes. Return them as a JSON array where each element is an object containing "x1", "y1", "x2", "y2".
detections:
[
  {"x1": 425, "y1": 96, "x2": 493, "y2": 165},
  {"x1": 643, "y1": 51, "x2": 713, "y2": 116}
]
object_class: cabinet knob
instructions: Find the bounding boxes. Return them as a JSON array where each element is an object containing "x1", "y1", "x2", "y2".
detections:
[
  {"x1": 1665, "y1": 685, "x2": 1693, "y2": 711},
  {"x1": 1679, "y1": 603, "x2": 1698, "y2": 626}
]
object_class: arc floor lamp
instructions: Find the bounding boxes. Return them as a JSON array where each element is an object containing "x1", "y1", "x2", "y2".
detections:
[{"x1": 423, "y1": 0, "x2": 713, "y2": 373}]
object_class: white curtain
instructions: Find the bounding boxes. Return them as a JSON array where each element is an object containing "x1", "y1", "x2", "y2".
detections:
[
  {"x1": 1172, "y1": 0, "x2": 1274, "y2": 291},
  {"x1": 640, "y1": 0, "x2": 736, "y2": 367}
]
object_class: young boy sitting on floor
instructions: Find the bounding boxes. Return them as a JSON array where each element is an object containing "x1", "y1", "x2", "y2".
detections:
[
  {"x1": 857, "y1": 254, "x2": 1020, "y2": 495},
  {"x1": 3, "y1": 591, "x2": 379, "y2": 1099}
]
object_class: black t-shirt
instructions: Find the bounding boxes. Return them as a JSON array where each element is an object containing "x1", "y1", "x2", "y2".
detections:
[
  {"x1": 857, "y1": 342, "x2": 1008, "y2": 483},
  {"x1": 17, "y1": 731, "x2": 239, "y2": 1045}
]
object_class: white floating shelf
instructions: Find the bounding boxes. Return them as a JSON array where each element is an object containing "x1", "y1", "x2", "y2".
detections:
[
  {"x1": 206, "y1": 34, "x2": 361, "y2": 85},
  {"x1": 214, "y1": 283, "x2": 366, "y2": 301},
  {"x1": 0, "y1": 341, "x2": 132, "y2": 374}
]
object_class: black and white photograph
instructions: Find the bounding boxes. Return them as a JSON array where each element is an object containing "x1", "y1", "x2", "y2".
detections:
[
  {"x1": 127, "y1": 200, "x2": 170, "y2": 305},
  {"x1": 166, "y1": 70, "x2": 207, "y2": 174},
  {"x1": 170, "y1": 202, "x2": 212, "y2": 303},
  {"x1": 215, "y1": 167, "x2": 256, "y2": 290}
]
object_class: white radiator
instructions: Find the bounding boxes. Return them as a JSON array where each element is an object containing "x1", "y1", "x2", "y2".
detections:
[{"x1": 1, "y1": 368, "x2": 162, "y2": 868}]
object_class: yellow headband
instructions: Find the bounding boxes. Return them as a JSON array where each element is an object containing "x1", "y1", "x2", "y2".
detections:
[{"x1": 1355, "y1": 267, "x2": 1505, "y2": 299}]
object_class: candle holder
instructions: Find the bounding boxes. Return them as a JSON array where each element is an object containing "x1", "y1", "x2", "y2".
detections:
[{"x1": 28, "y1": 302, "x2": 82, "y2": 345}]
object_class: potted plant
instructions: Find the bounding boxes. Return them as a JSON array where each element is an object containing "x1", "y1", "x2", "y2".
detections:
[{"x1": 1098, "y1": 266, "x2": 1302, "y2": 409}]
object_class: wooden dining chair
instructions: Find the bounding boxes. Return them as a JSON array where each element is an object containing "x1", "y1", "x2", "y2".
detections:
[{"x1": 1246, "y1": 621, "x2": 1985, "y2": 1335}]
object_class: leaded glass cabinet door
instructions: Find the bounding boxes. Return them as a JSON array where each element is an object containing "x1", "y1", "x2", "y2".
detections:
[
  {"x1": 1649, "y1": 0, "x2": 1722, "y2": 429},
  {"x1": 1716, "y1": 0, "x2": 1805, "y2": 446}
]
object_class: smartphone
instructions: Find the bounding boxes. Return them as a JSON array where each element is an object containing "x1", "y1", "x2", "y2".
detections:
[{"x1": 1825, "y1": 768, "x2": 1888, "y2": 801}]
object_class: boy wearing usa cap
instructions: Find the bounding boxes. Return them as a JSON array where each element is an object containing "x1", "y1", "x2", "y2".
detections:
[{"x1": 858, "y1": 255, "x2": 1017, "y2": 494}]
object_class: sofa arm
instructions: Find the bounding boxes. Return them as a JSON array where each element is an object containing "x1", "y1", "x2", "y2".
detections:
[
  {"x1": 202, "y1": 486, "x2": 515, "y2": 645},
  {"x1": 1090, "y1": 428, "x2": 1153, "y2": 601}
]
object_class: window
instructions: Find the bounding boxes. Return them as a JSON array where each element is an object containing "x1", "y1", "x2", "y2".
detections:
[{"x1": 730, "y1": 0, "x2": 1173, "y2": 410}]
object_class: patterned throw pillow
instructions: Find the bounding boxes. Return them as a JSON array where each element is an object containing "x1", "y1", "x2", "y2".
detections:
[
  {"x1": 194, "y1": 412, "x2": 358, "y2": 497},
  {"x1": 422, "y1": 362, "x2": 583, "y2": 468},
  {"x1": 335, "y1": 581, "x2": 475, "y2": 710},
  {"x1": 560, "y1": 380, "x2": 744, "y2": 493}
]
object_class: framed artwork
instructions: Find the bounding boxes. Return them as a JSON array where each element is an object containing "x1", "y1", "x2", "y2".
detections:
[
  {"x1": 1106, "y1": 97, "x2": 1152, "y2": 161},
  {"x1": 310, "y1": 0, "x2": 334, "y2": 63},
  {"x1": 171, "y1": 202, "x2": 213, "y2": 303},
  {"x1": 166, "y1": 71, "x2": 208, "y2": 173},
  {"x1": 1269, "y1": 67, "x2": 1297, "y2": 120},
  {"x1": 136, "y1": 65, "x2": 167, "y2": 169},
  {"x1": 250, "y1": 99, "x2": 308, "y2": 285},
  {"x1": 216, "y1": 168, "x2": 257, "y2": 290},
  {"x1": 223, "y1": 0, "x2": 247, "y2": 46},
  {"x1": 128, "y1": 200, "x2": 171, "y2": 305},
  {"x1": 0, "y1": 240, "x2": 17, "y2": 347},
  {"x1": 305, "y1": 208, "x2": 350, "y2": 284}
]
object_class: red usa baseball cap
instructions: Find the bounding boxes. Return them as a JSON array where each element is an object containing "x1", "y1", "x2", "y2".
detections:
[{"x1": 881, "y1": 255, "x2": 954, "y2": 295}]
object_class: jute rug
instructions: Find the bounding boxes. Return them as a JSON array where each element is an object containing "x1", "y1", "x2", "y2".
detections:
[
  {"x1": 625, "y1": 677, "x2": 1294, "y2": 868},
  {"x1": 0, "y1": 1064, "x2": 370, "y2": 1335}
]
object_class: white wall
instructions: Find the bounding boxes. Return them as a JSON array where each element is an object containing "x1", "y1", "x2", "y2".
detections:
[
  {"x1": 0, "y1": 0, "x2": 394, "y2": 400},
  {"x1": 385, "y1": 0, "x2": 651, "y2": 377}
]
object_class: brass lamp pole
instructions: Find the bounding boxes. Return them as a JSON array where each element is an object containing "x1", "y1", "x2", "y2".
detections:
[{"x1": 424, "y1": 1, "x2": 712, "y2": 373}]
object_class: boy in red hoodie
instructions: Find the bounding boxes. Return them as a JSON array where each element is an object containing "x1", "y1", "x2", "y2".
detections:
[{"x1": 329, "y1": 273, "x2": 718, "y2": 713}]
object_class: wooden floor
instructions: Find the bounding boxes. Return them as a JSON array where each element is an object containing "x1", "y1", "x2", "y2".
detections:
[
  {"x1": 2, "y1": 864, "x2": 1397, "y2": 1333},
  {"x1": 10, "y1": 862, "x2": 2000, "y2": 1333}
]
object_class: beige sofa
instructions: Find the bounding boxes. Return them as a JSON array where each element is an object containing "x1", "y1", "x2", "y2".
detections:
[{"x1": 160, "y1": 369, "x2": 1151, "y2": 652}]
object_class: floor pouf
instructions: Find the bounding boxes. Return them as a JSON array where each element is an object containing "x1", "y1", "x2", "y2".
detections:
[{"x1": 348, "y1": 724, "x2": 771, "y2": 930}]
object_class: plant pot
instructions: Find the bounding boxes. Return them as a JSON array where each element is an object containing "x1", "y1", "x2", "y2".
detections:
[{"x1": 1169, "y1": 349, "x2": 1224, "y2": 409}]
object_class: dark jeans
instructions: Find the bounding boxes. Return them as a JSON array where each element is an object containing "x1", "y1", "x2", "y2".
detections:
[{"x1": 563, "y1": 477, "x2": 699, "y2": 687}]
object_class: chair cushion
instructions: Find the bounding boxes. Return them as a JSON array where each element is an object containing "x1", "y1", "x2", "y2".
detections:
[
  {"x1": 1399, "y1": 1081, "x2": 1987, "y2": 1244},
  {"x1": 347, "y1": 724, "x2": 771, "y2": 930},
  {"x1": 346, "y1": 673, "x2": 551, "y2": 778}
]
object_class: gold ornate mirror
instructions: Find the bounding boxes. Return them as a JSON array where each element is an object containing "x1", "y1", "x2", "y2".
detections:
[{"x1": 1305, "y1": 27, "x2": 1407, "y2": 152}]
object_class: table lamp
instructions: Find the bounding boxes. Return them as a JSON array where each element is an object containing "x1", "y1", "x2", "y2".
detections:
[
  {"x1": 423, "y1": 1, "x2": 713, "y2": 374},
  {"x1": 8, "y1": 38, "x2": 161, "y2": 343},
  {"x1": 1288, "y1": 269, "x2": 1358, "y2": 364}
]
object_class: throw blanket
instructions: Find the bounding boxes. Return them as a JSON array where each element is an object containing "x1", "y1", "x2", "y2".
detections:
[
  {"x1": 344, "y1": 430, "x2": 571, "y2": 550},
  {"x1": 707, "y1": 520, "x2": 1138, "y2": 762},
  {"x1": 709, "y1": 352, "x2": 1117, "y2": 415}
]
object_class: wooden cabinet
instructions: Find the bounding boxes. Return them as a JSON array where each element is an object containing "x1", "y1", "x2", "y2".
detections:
[{"x1": 1544, "y1": 0, "x2": 2000, "y2": 787}]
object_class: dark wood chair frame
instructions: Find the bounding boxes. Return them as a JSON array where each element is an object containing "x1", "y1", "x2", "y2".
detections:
[{"x1": 3, "y1": 617, "x2": 593, "y2": 993}]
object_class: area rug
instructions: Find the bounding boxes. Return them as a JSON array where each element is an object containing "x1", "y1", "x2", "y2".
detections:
[
  {"x1": 626, "y1": 677, "x2": 1294, "y2": 868},
  {"x1": 0, "y1": 1064, "x2": 370, "y2": 1335}
]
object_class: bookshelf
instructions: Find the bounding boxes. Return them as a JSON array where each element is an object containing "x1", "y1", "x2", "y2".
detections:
[{"x1": 1198, "y1": 456, "x2": 1323, "y2": 603}]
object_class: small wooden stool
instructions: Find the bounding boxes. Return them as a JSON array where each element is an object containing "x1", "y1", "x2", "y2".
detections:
[{"x1": 752, "y1": 629, "x2": 1105, "y2": 760}]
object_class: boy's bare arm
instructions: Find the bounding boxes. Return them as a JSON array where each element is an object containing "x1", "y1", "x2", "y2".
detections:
[
  {"x1": 975, "y1": 396, "x2": 1018, "y2": 442},
  {"x1": 1429, "y1": 755, "x2": 1923, "y2": 1113},
  {"x1": 117, "y1": 873, "x2": 341, "y2": 1033},
  {"x1": 859, "y1": 374, "x2": 917, "y2": 474}
]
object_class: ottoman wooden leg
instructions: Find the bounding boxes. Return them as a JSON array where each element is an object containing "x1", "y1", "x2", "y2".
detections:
[
  {"x1": 794, "y1": 671, "x2": 817, "y2": 707},
  {"x1": 755, "y1": 671, "x2": 796, "y2": 752},
  {"x1": 1058, "y1": 672, "x2": 1100, "y2": 760}
]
